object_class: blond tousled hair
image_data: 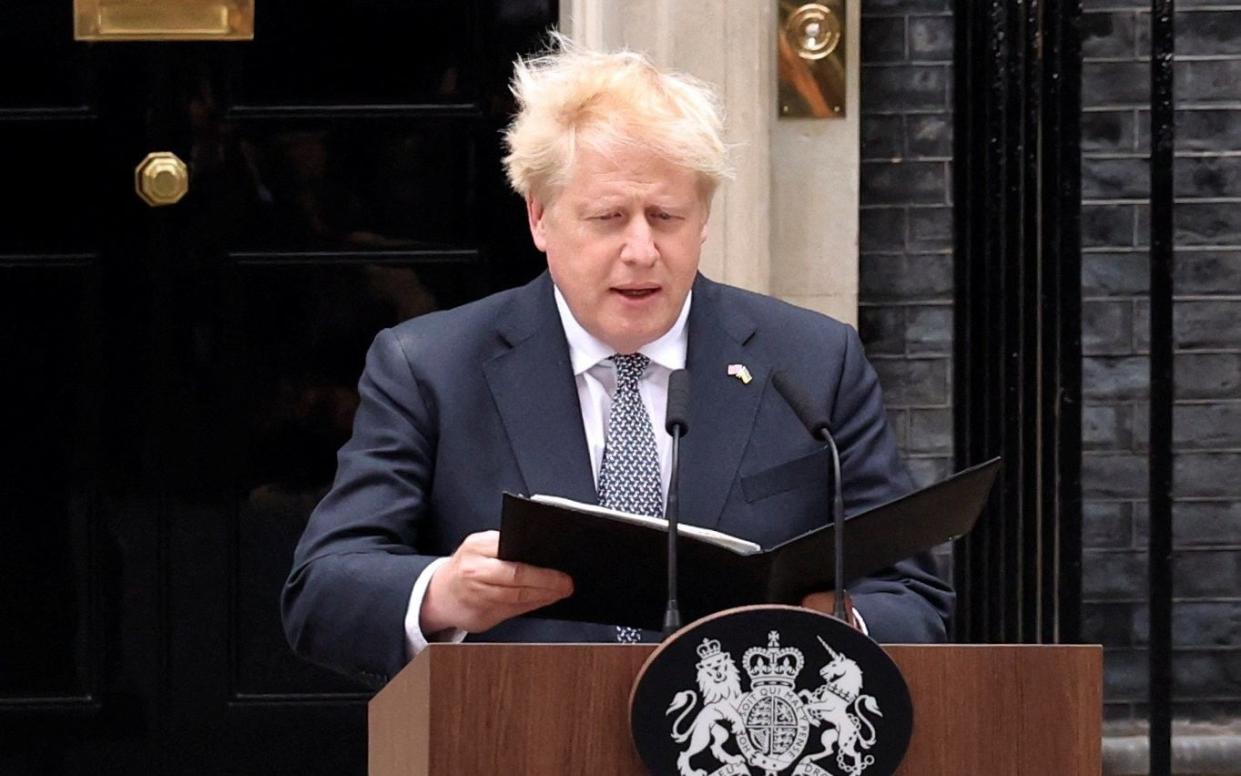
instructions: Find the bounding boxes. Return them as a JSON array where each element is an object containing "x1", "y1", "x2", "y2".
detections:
[{"x1": 502, "y1": 34, "x2": 732, "y2": 203}]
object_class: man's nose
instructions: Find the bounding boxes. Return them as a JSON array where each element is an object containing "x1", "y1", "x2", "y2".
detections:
[{"x1": 619, "y1": 217, "x2": 659, "y2": 265}]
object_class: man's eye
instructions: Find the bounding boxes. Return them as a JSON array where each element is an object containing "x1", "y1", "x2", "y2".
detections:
[{"x1": 652, "y1": 211, "x2": 677, "y2": 221}]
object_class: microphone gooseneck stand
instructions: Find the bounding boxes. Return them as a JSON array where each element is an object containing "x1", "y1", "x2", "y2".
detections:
[
  {"x1": 662, "y1": 369, "x2": 691, "y2": 637},
  {"x1": 772, "y1": 371, "x2": 848, "y2": 623}
]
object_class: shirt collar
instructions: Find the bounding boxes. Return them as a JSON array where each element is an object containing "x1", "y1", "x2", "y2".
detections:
[{"x1": 553, "y1": 285, "x2": 691, "y2": 376}]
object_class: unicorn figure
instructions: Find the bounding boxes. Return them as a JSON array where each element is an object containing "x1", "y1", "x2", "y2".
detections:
[{"x1": 797, "y1": 637, "x2": 883, "y2": 776}]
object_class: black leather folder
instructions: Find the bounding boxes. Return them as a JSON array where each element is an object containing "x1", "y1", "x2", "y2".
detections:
[{"x1": 497, "y1": 457, "x2": 1001, "y2": 630}]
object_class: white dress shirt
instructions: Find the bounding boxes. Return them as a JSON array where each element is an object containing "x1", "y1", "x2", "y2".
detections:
[
  {"x1": 402, "y1": 286, "x2": 691, "y2": 656},
  {"x1": 556, "y1": 285, "x2": 690, "y2": 499}
]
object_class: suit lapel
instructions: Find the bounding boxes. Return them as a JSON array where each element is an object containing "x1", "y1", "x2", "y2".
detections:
[
  {"x1": 678, "y1": 276, "x2": 767, "y2": 529},
  {"x1": 483, "y1": 274, "x2": 598, "y2": 504}
]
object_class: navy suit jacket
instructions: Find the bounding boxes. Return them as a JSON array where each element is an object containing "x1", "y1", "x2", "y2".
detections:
[{"x1": 282, "y1": 272, "x2": 953, "y2": 686}]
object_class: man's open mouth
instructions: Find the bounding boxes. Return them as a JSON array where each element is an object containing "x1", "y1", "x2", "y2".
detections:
[{"x1": 613, "y1": 287, "x2": 659, "y2": 299}]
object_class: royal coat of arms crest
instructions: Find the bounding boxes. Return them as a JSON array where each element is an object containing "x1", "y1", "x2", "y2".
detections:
[{"x1": 665, "y1": 631, "x2": 884, "y2": 776}]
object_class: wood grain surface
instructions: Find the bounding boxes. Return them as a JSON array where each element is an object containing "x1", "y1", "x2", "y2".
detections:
[{"x1": 369, "y1": 643, "x2": 1101, "y2": 776}]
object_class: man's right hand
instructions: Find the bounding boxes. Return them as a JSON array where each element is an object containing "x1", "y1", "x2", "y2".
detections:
[{"x1": 419, "y1": 530, "x2": 574, "y2": 634}]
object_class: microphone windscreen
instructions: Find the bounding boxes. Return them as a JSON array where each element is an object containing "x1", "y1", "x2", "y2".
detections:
[
  {"x1": 772, "y1": 370, "x2": 831, "y2": 437},
  {"x1": 665, "y1": 369, "x2": 691, "y2": 435}
]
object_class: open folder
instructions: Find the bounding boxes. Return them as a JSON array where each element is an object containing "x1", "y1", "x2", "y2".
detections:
[{"x1": 497, "y1": 457, "x2": 1001, "y2": 630}]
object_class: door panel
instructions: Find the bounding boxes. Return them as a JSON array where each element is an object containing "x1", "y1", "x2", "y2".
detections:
[
  {"x1": 235, "y1": 2, "x2": 478, "y2": 106},
  {"x1": 1, "y1": 124, "x2": 103, "y2": 253},
  {"x1": 0, "y1": 2, "x2": 553, "y2": 772},
  {"x1": 220, "y1": 119, "x2": 478, "y2": 251},
  {"x1": 231, "y1": 261, "x2": 480, "y2": 697},
  {"x1": 0, "y1": 3, "x2": 89, "y2": 108},
  {"x1": 1, "y1": 265, "x2": 100, "y2": 701}
]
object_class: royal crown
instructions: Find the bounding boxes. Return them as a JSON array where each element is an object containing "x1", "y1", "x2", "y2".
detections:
[
  {"x1": 743, "y1": 631, "x2": 804, "y2": 687},
  {"x1": 696, "y1": 638, "x2": 732, "y2": 670}
]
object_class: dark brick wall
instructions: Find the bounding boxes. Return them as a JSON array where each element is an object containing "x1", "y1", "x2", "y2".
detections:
[
  {"x1": 858, "y1": 0, "x2": 955, "y2": 500},
  {"x1": 1081, "y1": 2, "x2": 1241, "y2": 721},
  {"x1": 860, "y1": 2, "x2": 1241, "y2": 722}
]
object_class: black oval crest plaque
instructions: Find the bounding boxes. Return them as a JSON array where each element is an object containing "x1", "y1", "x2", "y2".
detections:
[{"x1": 630, "y1": 605, "x2": 912, "y2": 776}]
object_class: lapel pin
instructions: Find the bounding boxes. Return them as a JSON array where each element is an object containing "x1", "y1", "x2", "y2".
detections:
[{"x1": 727, "y1": 363, "x2": 753, "y2": 384}]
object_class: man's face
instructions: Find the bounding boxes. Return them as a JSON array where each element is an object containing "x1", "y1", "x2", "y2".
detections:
[{"x1": 526, "y1": 143, "x2": 709, "y2": 354}]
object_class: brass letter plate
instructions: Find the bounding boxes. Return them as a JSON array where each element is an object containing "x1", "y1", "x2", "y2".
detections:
[
  {"x1": 75, "y1": 0, "x2": 255, "y2": 41},
  {"x1": 778, "y1": 1, "x2": 846, "y2": 119}
]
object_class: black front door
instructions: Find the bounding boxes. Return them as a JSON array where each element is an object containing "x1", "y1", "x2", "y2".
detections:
[{"x1": 0, "y1": 4, "x2": 552, "y2": 773}]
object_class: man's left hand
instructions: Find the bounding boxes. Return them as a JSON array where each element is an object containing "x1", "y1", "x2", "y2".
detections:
[{"x1": 801, "y1": 590, "x2": 861, "y2": 631}]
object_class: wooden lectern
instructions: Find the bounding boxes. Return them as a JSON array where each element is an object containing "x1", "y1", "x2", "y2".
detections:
[{"x1": 370, "y1": 643, "x2": 1101, "y2": 775}]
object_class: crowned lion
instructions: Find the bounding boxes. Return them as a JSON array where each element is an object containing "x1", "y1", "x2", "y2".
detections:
[{"x1": 666, "y1": 639, "x2": 747, "y2": 776}]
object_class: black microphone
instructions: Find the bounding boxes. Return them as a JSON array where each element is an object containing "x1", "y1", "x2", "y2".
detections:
[
  {"x1": 662, "y1": 369, "x2": 691, "y2": 637},
  {"x1": 771, "y1": 371, "x2": 849, "y2": 623}
]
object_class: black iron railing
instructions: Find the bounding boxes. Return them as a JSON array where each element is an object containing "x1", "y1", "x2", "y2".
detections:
[
  {"x1": 1148, "y1": 1, "x2": 1176, "y2": 774},
  {"x1": 952, "y1": 0, "x2": 1083, "y2": 646}
]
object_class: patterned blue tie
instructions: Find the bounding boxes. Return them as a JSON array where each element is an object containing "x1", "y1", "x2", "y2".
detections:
[{"x1": 597, "y1": 353, "x2": 663, "y2": 642}]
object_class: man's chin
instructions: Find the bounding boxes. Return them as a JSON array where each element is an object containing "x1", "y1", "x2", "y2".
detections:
[{"x1": 599, "y1": 323, "x2": 671, "y2": 354}]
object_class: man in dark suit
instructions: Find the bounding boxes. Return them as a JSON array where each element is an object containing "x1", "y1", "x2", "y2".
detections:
[{"x1": 282, "y1": 40, "x2": 952, "y2": 687}]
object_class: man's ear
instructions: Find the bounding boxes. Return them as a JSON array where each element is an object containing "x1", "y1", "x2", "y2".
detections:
[{"x1": 526, "y1": 194, "x2": 549, "y2": 252}]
